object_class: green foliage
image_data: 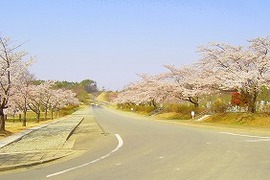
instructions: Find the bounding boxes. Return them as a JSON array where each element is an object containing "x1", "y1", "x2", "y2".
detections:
[
  {"x1": 54, "y1": 81, "x2": 79, "y2": 89},
  {"x1": 164, "y1": 104, "x2": 193, "y2": 113},
  {"x1": 59, "y1": 105, "x2": 80, "y2": 116},
  {"x1": 162, "y1": 104, "x2": 205, "y2": 119},
  {"x1": 258, "y1": 86, "x2": 270, "y2": 102},
  {"x1": 155, "y1": 112, "x2": 182, "y2": 119},
  {"x1": 117, "y1": 103, "x2": 157, "y2": 114},
  {"x1": 72, "y1": 86, "x2": 90, "y2": 104},
  {"x1": 34, "y1": 79, "x2": 91, "y2": 104},
  {"x1": 134, "y1": 105, "x2": 156, "y2": 113},
  {"x1": 31, "y1": 80, "x2": 45, "y2": 85},
  {"x1": 164, "y1": 104, "x2": 204, "y2": 114},
  {"x1": 54, "y1": 79, "x2": 98, "y2": 105},
  {"x1": 80, "y1": 79, "x2": 98, "y2": 93},
  {"x1": 262, "y1": 104, "x2": 270, "y2": 115},
  {"x1": 211, "y1": 99, "x2": 228, "y2": 113}
]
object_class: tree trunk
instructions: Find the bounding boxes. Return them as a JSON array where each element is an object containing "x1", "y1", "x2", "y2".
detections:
[
  {"x1": 188, "y1": 97, "x2": 199, "y2": 108},
  {"x1": 247, "y1": 93, "x2": 257, "y2": 113},
  {"x1": 22, "y1": 111, "x2": 27, "y2": 127},
  {"x1": 36, "y1": 112, "x2": 40, "y2": 123},
  {"x1": 150, "y1": 99, "x2": 157, "y2": 107},
  {"x1": 248, "y1": 102, "x2": 256, "y2": 113},
  {"x1": 0, "y1": 108, "x2": 6, "y2": 131},
  {"x1": 51, "y1": 111, "x2": 54, "y2": 119},
  {"x1": 44, "y1": 108, "x2": 48, "y2": 120},
  {"x1": 243, "y1": 89, "x2": 258, "y2": 113},
  {"x1": 19, "y1": 114, "x2": 22, "y2": 122}
]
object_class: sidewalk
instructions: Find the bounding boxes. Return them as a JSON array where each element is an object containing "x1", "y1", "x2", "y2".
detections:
[{"x1": 0, "y1": 108, "x2": 89, "y2": 171}]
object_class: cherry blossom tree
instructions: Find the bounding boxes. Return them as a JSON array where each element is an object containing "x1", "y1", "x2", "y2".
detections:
[
  {"x1": 114, "y1": 74, "x2": 171, "y2": 106},
  {"x1": 4, "y1": 99, "x2": 19, "y2": 122},
  {"x1": 11, "y1": 71, "x2": 34, "y2": 126},
  {"x1": 163, "y1": 64, "x2": 214, "y2": 107},
  {"x1": 49, "y1": 89, "x2": 65, "y2": 119},
  {"x1": 0, "y1": 36, "x2": 31, "y2": 131},
  {"x1": 62, "y1": 89, "x2": 80, "y2": 106},
  {"x1": 39, "y1": 81, "x2": 55, "y2": 120},
  {"x1": 114, "y1": 68, "x2": 213, "y2": 109},
  {"x1": 198, "y1": 36, "x2": 270, "y2": 113},
  {"x1": 49, "y1": 89, "x2": 80, "y2": 119},
  {"x1": 28, "y1": 84, "x2": 43, "y2": 123}
]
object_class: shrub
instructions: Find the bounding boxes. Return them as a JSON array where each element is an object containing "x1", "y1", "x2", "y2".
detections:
[
  {"x1": 117, "y1": 103, "x2": 157, "y2": 114},
  {"x1": 155, "y1": 112, "x2": 182, "y2": 119},
  {"x1": 60, "y1": 105, "x2": 80, "y2": 116},
  {"x1": 264, "y1": 104, "x2": 270, "y2": 115},
  {"x1": 135, "y1": 105, "x2": 156, "y2": 113},
  {"x1": 162, "y1": 104, "x2": 205, "y2": 119},
  {"x1": 164, "y1": 104, "x2": 204, "y2": 114},
  {"x1": 211, "y1": 100, "x2": 228, "y2": 113},
  {"x1": 231, "y1": 91, "x2": 248, "y2": 107}
]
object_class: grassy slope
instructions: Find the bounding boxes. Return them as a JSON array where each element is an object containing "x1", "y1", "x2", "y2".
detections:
[
  {"x1": 204, "y1": 112, "x2": 270, "y2": 128},
  {"x1": 96, "y1": 92, "x2": 109, "y2": 102}
]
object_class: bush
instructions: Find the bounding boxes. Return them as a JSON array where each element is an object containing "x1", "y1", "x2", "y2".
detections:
[
  {"x1": 117, "y1": 103, "x2": 157, "y2": 114},
  {"x1": 155, "y1": 112, "x2": 182, "y2": 119},
  {"x1": 164, "y1": 104, "x2": 204, "y2": 114},
  {"x1": 261, "y1": 105, "x2": 270, "y2": 116},
  {"x1": 161, "y1": 104, "x2": 205, "y2": 119},
  {"x1": 60, "y1": 105, "x2": 80, "y2": 116},
  {"x1": 211, "y1": 100, "x2": 228, "y2": 113}
]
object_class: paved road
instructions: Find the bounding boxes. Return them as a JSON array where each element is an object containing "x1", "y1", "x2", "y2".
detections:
[{"x1": 1, "y1": 107, "x2": 270, "y2": 180}]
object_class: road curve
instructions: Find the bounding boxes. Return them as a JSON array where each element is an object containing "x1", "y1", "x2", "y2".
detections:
[{"x1": 1, "y1": 107, "x2": 270, "y2": 180}]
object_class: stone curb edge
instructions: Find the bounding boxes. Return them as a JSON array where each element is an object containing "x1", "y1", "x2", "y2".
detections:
[
  {"x1": 65, "y1": 117, "x2": 84, "y2": 141},
  {"x1": 0, "y1": 151, "x2": 74, "y2": 171}
]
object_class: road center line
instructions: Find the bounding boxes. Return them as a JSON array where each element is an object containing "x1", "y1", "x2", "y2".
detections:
[
  {"x1": 46, "y1": 134, "x2": 124, "y2": 178},
  {"x1": 219, "y1": 132, "x2": 270, "y2": 139}
]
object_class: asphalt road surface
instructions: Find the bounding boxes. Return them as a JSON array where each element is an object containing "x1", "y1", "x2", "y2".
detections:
[{"x1": 1, "y1": 107, "x2": 270, "y2": 180}]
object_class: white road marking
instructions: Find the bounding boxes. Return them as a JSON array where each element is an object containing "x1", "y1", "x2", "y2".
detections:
[
  {"x1": 245, "y1": 139, "x2": 270, "y2": 142},
  {"x1": 47, "y1": 134, "x2": 124, "y2": 178},
  {"x1": 219, "y1": 132, "x2": 270, "y2": 139}
]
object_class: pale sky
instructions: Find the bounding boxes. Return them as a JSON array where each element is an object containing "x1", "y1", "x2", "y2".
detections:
[{"x1": 1, "y1": 0, "x2": 269, "y2": 90}]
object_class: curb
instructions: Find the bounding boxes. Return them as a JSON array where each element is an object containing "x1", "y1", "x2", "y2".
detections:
[
  {"x1": 93, "y1": 116, "x2": 108, "y2": 135},
  {"x1": 0, "y1": 151, "x2": 74, "y2": 171},
  {"x1": 65, "y1": 117, "x2": 84, "y2": 141}
]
